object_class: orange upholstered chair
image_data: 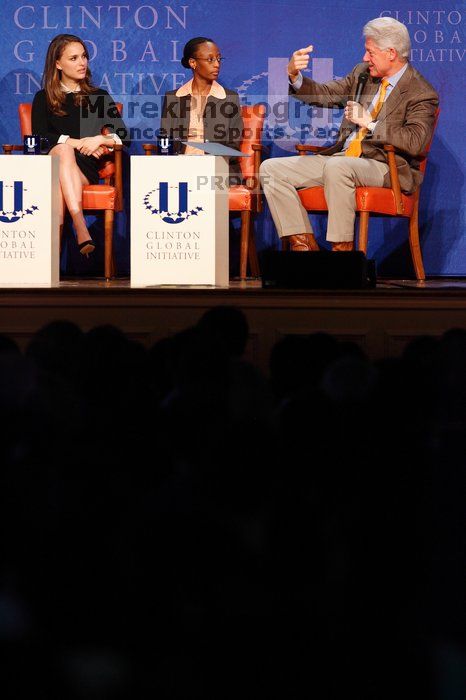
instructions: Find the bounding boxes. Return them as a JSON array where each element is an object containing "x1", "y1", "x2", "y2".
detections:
[
  {"x1": 228, "y1": 104, "x2": 266, "y2": 279},
  {"x1": 3, "y1": 102, "x2": 124, "y2": 280},
  {"x1": 293, "y1": 109, "x2": 439, "y2": 281},
  {"x1": 142, "y1": 104, "x2": 266, "y2": 280}
]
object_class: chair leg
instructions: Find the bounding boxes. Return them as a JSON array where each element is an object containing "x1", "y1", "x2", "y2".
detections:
[
  {"x1": 240, "y1": 210, "x2": 251, "y2": 280},
  {"x1": 358, "y1": 211, "x2": 369, "y2": 253},
  {"x1": 104, "y1": 209, "x2": 115, "y2": 280},
  {"x1": 110, "y1": 250, "x2": 117, "y2": 278},
  {"x1": 408, "y1": 200, "x2": 425, "y2": 281},
  {"x1": 248, "y1": 222, "x2": 260, "y2": 278}
]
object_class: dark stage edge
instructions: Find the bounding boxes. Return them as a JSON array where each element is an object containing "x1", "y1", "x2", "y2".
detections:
[{"x1": 1, "y1": 277, "x2": 466, "y2": 372}]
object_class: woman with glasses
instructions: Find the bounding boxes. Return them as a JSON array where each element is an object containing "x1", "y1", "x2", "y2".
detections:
[{"x1": 160, "y1": 37, "x2": 243, "y2": 179}]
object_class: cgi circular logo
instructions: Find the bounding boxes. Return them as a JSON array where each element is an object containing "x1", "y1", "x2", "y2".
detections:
[{"x1": 144, "y1": 182, "x2": 204, "y2": 225}]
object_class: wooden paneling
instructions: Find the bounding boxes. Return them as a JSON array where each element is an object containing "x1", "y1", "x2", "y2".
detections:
[{"x1": 1, "y1": 280, "x2": 466, "y2": 373}]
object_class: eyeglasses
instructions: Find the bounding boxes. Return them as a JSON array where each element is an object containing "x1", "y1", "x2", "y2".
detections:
[{"x1": 194, "y1": 56, "x2": 225, "y2": 64}]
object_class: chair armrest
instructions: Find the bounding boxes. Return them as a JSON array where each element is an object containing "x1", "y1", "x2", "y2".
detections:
[
  {"x1": 113, "y1": 144, "x2": 124, "y2": 211},
  {"x1": 251, "y1": 144, "x2": 262, "y2": 191},
  {"x1": 295, "y1": 144, "x2": 328, "y2": 155},
  {"x1": 142, "y1": 143, "x2": 157, "y2": 155},
  {"x1": 248, "y1": 144, "x2": 266, "y2": 212},
  {"x1": 2, "y1": 145, "x2": 23, "y2": 154},
  {"x1": 383, "y1": 144, "x2": 404, "y2": 215},
  {"x1": 256, "y1": 143, "x2": 270, "y2": 157}
]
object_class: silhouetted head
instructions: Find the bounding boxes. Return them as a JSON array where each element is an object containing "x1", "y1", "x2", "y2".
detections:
[{"x1": 197, "y1": 306, "x2": 249, "y2": 358}]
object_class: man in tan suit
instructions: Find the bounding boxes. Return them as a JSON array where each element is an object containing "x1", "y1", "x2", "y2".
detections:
[{"x1": 260, "y1": 17, "x2": 439, "y2": 251}]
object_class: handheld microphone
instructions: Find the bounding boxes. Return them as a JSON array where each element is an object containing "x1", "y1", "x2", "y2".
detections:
[{"x1": 354, "y1": 69, "x2": 369, "y2": 104}]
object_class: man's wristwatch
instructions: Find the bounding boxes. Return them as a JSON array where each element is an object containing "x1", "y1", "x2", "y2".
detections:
[{"x1": 366, "y1": 121, "x2": 377, "y2": 132}]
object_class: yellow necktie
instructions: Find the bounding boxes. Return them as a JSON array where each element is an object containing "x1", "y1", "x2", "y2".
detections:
[{"x1": 345, "y1": 78, "x2": 390, "y2": 157}]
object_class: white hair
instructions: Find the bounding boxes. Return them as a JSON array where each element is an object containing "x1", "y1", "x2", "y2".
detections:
[{"x1": 363, "y1": 17, "x2": 411, "y2": 60}]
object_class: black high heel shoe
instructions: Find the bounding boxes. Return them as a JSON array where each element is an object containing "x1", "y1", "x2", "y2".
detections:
[{"x1": 78, "y1": 239, "x2": 96, "y2": 258}]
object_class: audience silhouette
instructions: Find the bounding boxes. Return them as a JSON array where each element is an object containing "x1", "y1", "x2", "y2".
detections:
[{"x1": 0, "y1": 313, "x2": 464, "y2": 698}]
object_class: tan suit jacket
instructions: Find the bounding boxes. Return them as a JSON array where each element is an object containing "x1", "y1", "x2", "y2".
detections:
[{"x1": 290, "y1": 62, "x2": 439, "y2": 193}]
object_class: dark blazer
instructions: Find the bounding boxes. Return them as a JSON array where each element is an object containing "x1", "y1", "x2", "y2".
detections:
[
  {"x1": 290, "y1": 62, "x2": 439, "y2": 193},
  {"x1": 32, "y1": 88, "x2": 130, "y2": 149},
  {"x1": 160, "y1": 85, "x2": 244, "y2": 177},
  {"x1": 32, "y1": 88, "x2": 129, "y2": 184}
]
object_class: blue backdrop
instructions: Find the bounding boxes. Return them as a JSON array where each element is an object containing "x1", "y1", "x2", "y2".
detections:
[{"x1": 1, "y1": 0, "x2": 464, "y2": 276}]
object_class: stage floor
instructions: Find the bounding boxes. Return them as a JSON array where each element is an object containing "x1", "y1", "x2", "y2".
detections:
[
  {"x1": 4, "y1": 276, "x2": 466, "y2": 291},
  {"x1": 1, "y1": 277, "x2": 466, "y2": 371}
]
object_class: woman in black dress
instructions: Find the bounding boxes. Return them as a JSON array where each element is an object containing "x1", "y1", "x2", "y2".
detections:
[
  {"x1": 32, "y1": 34, "x2": 128, "y2": 256},
  {"x1": 161, "y1": 37, "x2": 243, "y2": 181}
]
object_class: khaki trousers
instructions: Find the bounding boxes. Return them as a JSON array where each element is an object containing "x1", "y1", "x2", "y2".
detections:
[{"x1": 260, "y1": 152, "x2": 389, "y2": 242}]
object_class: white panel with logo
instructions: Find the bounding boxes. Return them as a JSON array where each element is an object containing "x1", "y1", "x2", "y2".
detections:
[
  {"x1": 130, "y1": 155, "x2": 229, "y2": 287},
  {"x1": 0, "y1": 155, "x2": 60, "y2": 286}
]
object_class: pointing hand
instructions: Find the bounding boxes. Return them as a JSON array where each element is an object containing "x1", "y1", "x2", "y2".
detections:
[{"x1": 288, "y1": 44, "x2": 314, "y2": 80}]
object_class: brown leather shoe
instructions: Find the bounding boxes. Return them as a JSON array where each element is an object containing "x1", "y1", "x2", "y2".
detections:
[
  {"x1": 331, "y1": 241, "x2": 354, "y2": 252},
  {"x1": 288, "y1": 233, "x2": 320, "y2": 251}
]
